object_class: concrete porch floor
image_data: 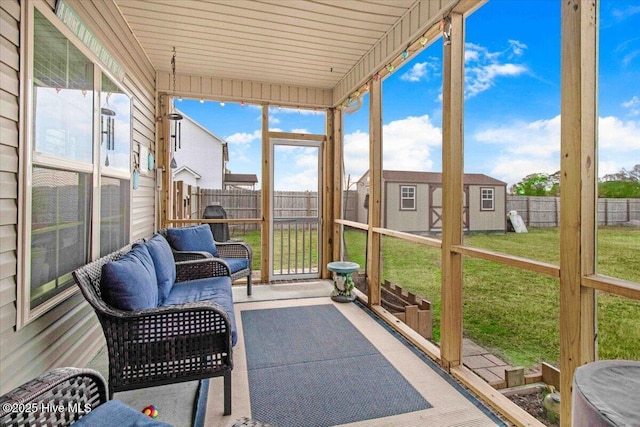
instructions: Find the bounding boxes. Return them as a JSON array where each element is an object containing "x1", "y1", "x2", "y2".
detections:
[
  {"x1": 205, "y1": 281, "x2": 509, "y2": 426},
  {"x1": 87, "y1": 281, "x2": 520, "y2": 426}
]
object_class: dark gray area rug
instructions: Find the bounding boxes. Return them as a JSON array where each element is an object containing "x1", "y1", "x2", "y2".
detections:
[{"x1": 242, "y1": 304, "x2": 431, "y2": 427}]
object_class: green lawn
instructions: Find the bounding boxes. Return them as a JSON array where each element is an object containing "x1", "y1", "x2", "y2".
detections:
[
  {"x1": 344, "y1": 226, "x2": 640, "y2": 368},
  {"x1": 234, "y1": 229, "x2": 318, "y2": 271},
  {"x1": 237, "y1": 226, "x2": 640, "y2": 368}
]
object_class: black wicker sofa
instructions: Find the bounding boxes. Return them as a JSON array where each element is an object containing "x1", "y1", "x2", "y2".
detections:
[
  {"x1": 159, "y1": 225, "x2": 253, "y2": 295},
  {"x1": 72, "y1": 232, "x2": 236, "y2": 415},
  {"x1": 0, "y1": 367, "x2": 170, "y2": 426}
]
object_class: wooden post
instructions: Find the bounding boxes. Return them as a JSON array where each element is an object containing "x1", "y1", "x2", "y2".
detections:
[
  {"x1": 560, "y1": 1, "x2": 598, "y2": 424},
  {"x1": 367, "y1": 77, "x2": 382, "y2": 306},
  {"x1": 322, "y1": 111, "x2": 335, "y2": 277},
  {"x1": 159, "y1": 94, "x2": 171, "y2": 229},
  {"x1": 332, "y1": 108, "x2": 344, "y2": 263},
  {"x1": 440, "y1": 12, "x2": 465, "y2": 371},
  {"x1": 261, "y1": 106, "x2": 270, "y2": 283}
]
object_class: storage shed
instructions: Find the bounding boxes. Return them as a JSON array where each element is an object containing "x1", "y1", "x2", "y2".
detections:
[{"x1": 356, "y1": 170, "x2": 507, "y2": 233}]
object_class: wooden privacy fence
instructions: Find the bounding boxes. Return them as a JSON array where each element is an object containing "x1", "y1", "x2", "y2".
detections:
[
  {"x1": 173, "y1": 183, "x2": 640, "y2": 230},
  {"x1": 507, "y1": 196, "x2": 640, "y2": 227}
]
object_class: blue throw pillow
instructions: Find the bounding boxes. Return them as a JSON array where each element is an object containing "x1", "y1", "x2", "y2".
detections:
[
  {"x1": 144, "y1": 234, "x2": 176, "y2": 305},
  {"x1": 101, "y1": 244, "x2": 158, "y2": 311},
  {"x1": 165, "y1": 225, "x2": 219, "y2": 257}
]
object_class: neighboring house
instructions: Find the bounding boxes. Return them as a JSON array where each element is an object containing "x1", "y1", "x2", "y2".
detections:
[
  {"x1": 173, "y1": 166, "x2": 201, "y2": 188},
  {"x1": 224, "y1": 173, "x2": 259, "y2": 190},
  {"x1": 356, "y1": 170, "x2": 507, "y2": 233},
  {"x1": 172, "y1": 110, "x2": 229, "y2": 189}
]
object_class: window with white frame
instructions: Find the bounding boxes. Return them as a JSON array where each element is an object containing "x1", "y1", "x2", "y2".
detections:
[
  {"x1": 481, "y1": 187, "x2": 494, "y2": 211},
  {"x1": 400, "y1": 185, "x2": 416, "y2": 210},
  {"x1": 23, "y1": 6, "x2": 131, "y2": 321}
]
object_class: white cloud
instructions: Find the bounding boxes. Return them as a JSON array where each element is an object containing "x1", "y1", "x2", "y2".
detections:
[
  {"x1": 622, "y1": 96, "x2": 640, "y2": 116},
  {"x1": 343, "y1": 130, "x2": 371, "y2": 181},
  {"x1": 473, "y1": 114, "x2": 640, "y2": 186},
  {"x1": 598, "y1": 116, "x2": 640, "y2": 150},
  {"x1": 623, "y1": 50, "x2": 640, "y2": 66},
  {"x1": 225, "y1": 129, "x2": 261, "y2": 147},
  {"x1": 401, "y1": 63, "x2": 428, "y2": 82},
  {"x1": 508, "y1": 40, "x2": 527, "y2": 57},
  {"x1": 274, "y1": 147, "x2": 319, "y2": 190},
  {"x1": 464, "y1": 41, "x2": 528, "y2": 99},
  {"x1": 343, "y1": 115, "x2": 441, "y2": 181},
  {"x1": 383, "y1": 115, "x2": 441, "y2": 171},
  {"x1": 612, "y1": 5, "x2": 640, "y2": 21},
  {"x1": 269, "y1": 115, "x2": 281, "y2": 124},
  {"x1": 400, "y1": 59, "x2": 439, "y2": 82},
  {"x1": 277, "y1": 170, "x2": 318, "y2": 191}
]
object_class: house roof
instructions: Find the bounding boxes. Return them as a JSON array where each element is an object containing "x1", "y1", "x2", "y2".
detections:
[
  {"x1": 225, "y1": 173, "x2": 258, "y2": 184},
  {"x1": 359, "y1": 170, "x2": 507, "y2": 186},
  {"x1": 173, "y1": 166, "x2": 202, "y2": 179}
]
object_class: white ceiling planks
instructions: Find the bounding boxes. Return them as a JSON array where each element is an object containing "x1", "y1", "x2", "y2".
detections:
[
  {"x1": 115, "y1": 0, "x2": 484, "y2": 106},
  {"x1": 115, "y1": 0, "x2": 417, "y2": 89}
]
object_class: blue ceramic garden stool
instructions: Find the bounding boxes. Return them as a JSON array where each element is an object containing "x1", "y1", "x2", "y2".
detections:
[{"x1": 327, "y1": 261, "x2": 360, "y2": 303}]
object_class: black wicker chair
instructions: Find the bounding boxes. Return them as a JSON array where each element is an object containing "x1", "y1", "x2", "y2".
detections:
[
  {"x1": 159, "y1": 228, "x2": 253, "y2": 295},
  {"x1": 0, "y1": 367, "x2": 107, "y2": 426},
  {"x1": 72, "y1": 244, "x2": 234, "y2": 415}
]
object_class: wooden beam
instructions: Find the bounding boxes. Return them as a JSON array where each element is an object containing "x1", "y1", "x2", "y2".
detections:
[
  {"x1": 372, "y1": 227, "x2": 441, "y2": 249},
  {"x1": 583, "y1": 274, "x2": 640, "y2": 300},
  {"x1": 159, "y1": 94, "x2": 171, "y2": 229},
  {"x1": 332, "y1": 108, "x2": 344, "y2": 263},
  {"x1": 167, "y1": 218, "x2": 262, "y2": 225},
  {"x1": 450, "y1": 365, "x2": 545, "y2": 427},
  {"x1": 335, "y1": 219, "x2": 367, "y2": 230},
  {"x1": 560, "y1": 1, "x2": 598, "y2": 424},
  {"x1": 367, "y1": 77, "x2": 382, "y2": 306},
  {"x1": 440, "y1": 12, "x2": 465, "y2": 371},
  {"x1": 261, "y1": 106, "x2": 270, "y2": 283},
  {"x1": 452, "y1": 245, "x2": 560, "y2": 278},
  {"x1": 267, "y1": 131, "x2": 326, "y2": 142},
  {"x1": 321, "y1": 110, "x2": 335, "y2": 277}
]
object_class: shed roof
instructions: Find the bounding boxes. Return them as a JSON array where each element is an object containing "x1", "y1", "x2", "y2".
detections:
[{"x1": 360, "y1": 170, "x2": 507, "y2": 186}]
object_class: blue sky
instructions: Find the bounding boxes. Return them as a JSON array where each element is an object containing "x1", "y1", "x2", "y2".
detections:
[{"x1": 177, "y1": 0, "x2": 639, "y2": 191}]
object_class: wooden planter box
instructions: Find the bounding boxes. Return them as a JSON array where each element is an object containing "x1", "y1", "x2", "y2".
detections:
[{"x1": 382, "y1": 280, "x2": 433, "y2": 340}]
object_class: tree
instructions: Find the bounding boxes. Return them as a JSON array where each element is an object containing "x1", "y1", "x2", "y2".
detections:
[
  {"x1": 512, "y1": 165, "x2": 640, "y2": 197},
  {"x1": 510, "y1": 171, "x2": 560, "y2": 196},
  {"x1": 599, "y1": 164, "x2": 640, "y2": 198}
]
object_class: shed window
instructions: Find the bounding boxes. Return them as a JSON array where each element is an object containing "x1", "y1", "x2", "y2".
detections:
[
  {"x1": 400, "y1": 185, "x2": 416, "y2": 210},
  {"x1": 481, "y1": 187, "x2": 494, "y2": 211}
]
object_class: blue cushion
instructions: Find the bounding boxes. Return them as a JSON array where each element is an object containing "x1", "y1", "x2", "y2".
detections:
[
  {"x1": 72, "y1": 400, "x2": 172, "y2": 427},
  {"x1": 101, "y1": 244, "x2": 158, "y2": 311},
  {"x1": 144, "y1": 234, "x2": 176, "y2": 305},
  {"x1": 223, "y1": 257, "x2": 249, "y2": 274},
  {"x1": 165, "y1": 225, "x2": 219, "y2": 257},
  {"x1": 162, "y1": 276, "x2": 237, "y2": 346}
]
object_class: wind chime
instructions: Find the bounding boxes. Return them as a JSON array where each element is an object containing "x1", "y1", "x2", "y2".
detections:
[
  {"x1": 168, "y1": 47, "x2": 183, "y2": 169},
  {"x1": 101, "y1": 93, "x2": 116, "y2": 166}
]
